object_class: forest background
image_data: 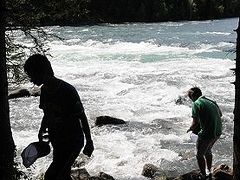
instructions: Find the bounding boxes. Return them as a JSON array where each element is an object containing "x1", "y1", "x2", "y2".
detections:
[{"x1": 7, "y1": 0, "x2": 240, "y2": 26}]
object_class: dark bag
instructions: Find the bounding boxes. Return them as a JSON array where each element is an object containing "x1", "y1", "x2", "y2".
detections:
[{"x1": 21, "y1": 141, "x2": 51, "y2": 168}]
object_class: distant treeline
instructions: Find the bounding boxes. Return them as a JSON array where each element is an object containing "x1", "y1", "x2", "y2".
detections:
[
  {"x1": 6, "y1": 0, "x2": 240, "y2": 26},
  {"x1": 91, "y1": 0, "x2": 240, "y2": 23}
]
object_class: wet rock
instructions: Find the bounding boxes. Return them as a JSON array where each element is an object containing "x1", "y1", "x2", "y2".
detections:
[
  {"x1": 142, "y1": 163, "x2": 233, "y2": 180},
  {"x1": 142, "y1": 163, "x2": 176, "y2": 180},
  {"x1": 173, "y1": 164, "x2": 233, "y2": 180},
  {"x1": 175, "y1": 95, "x2": 188, "y2": 105},
  {"x1": 213, "y1": 164, "x2": 233, "y2": 180},
  {"x1": 71, "y1": 168, "x2": 115, "y2": 180},
  {"x1": 8, "y1": 88, "x2": 30, "y2": 99},
  {"x1": 98, "y1": 172, "x2": 115, "y2": 180},
  {"x1": 153, "y1": 171, "x2": 168, "y2": 180},
  {"x1": 8, "y1": 87, "x2": 41, "y2": 99},
  {"x1": 142, "y1": 163, "x2": 158, "y2": 178},
  {"x1": 71, "y1": 168, "x2": 90, "y2": 180},
  {"x1": 95, "y1": 116, "x2": 126, "y2": 126},
  {"x1": 142, "y1": 163, "x2": 169, "y2": 179},
  {"x1": 89, "y1": 172, "x2": 115, "y2": 180},
  {"x1": 30, "y1": 87, "x2": 41, "y2": 96},
  {"x1": 88, "y1": 173, "x2": 115, "y2": 180},
  {"x1": 88, "y1": 177, "x2": 103, "y2": 180},
  {"x1": 174, "y1": 169, "x2": 200, "y2": 180}
]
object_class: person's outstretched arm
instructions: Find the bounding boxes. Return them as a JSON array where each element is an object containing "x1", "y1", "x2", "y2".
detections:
[
  {"x1": 187, "y1": 117, "x2": 199, "y2": 133},
  {"x1": 79, "y1": 111, "x2": 94, "y2": 157},
  {"x1": 38, "y1": 115, "x2": 48, "y2": 142}
]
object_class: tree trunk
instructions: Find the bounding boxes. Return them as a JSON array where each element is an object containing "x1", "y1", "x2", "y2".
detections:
[
  {"x1": 233, "y1": 17, "x2": 240, "y2": 180},
  {"x1": 0, "y1": 0, "x2": 15, "y2": 179}
]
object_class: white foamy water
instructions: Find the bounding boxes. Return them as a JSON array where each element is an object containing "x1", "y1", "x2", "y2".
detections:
[{"x1": 10, "y1": 18, "x2": 238, "y2": 179}]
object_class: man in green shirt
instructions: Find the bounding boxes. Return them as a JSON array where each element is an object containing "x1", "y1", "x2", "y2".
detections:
[{"x1": 187, "y1": 87, "x2": 222, "y2": 179}]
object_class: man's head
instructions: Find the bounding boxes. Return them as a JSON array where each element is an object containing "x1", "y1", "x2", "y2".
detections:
[
  {"x1": 24, "y1": 54, "x2": 54, "y2": 86},
  {"x1": 187, "y1": 87, "x2": 202, "y2": 102}
]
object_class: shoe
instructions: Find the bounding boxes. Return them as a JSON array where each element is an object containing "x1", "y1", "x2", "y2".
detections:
[
  {"x1": 197, "y1": 173, "x2": 207, "y2": 180},
  {"x1": 206, "y1": 173, "x2": 212, "y2": 180}
]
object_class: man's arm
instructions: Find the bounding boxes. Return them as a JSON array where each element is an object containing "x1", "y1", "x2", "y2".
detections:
[
  {"x1": 187, "y1": 117, "x2": 200, "y2": 133},
  {"x1": 218, "y1": 106, "x2": 222, "y2": 117},
  {"x1": 79, "y1": 112, "x2": 94, "y2": 157},
  {"x1": 38, "y1": 115, "x2": 48, "y2": 141},
  {"x1": 74, "y1": 101, "x2": 94, "y2": 157},
  {"x1": 79, "y1": 112, "x2": 92, "y2": 142}
]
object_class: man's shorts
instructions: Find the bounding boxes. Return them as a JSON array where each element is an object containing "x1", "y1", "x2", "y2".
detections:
[{"x1": 196, "y1": 136, "x2": 220, "y2": 157}]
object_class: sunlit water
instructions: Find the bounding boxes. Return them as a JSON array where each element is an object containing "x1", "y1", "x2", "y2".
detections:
[{"x1": 10, "y1": 18, "x2": 238, "y2": 179}]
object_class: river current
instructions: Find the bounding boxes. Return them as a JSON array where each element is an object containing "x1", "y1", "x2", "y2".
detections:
[{"x1": 10, "y1": 18, "x2": 238, "y2": 179}]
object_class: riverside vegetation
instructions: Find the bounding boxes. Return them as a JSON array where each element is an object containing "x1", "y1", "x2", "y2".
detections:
[{"x1": 6, "y1": 0, "x2": 240, "y2": 26}]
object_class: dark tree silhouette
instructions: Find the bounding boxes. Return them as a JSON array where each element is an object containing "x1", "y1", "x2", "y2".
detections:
[
  {"x1": 0, "y1": 0, "x2": 15, "y2": 179},
  {"x1": 233, "y1": 17, "x2": 240, "y2": 180}
]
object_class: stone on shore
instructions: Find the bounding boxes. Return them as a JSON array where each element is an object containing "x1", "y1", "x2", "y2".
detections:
[
  {"x1": 30, "y1": 87, "x2": 41, "y2": 96},
  {"x1": 142, "y1": 164, "x2": 168, "y2": 179},
  {"x1": 142, "y1": 163, "x2": 233, "y2": 180},
  {"x1": 71, "y1": 168, "x2": 115, "y2": 180},
  {"x1": 71, "y1": 168, "x2": 90, "y2": 180},
  {"x1": 8, "y1": 87, "x2": 41, "y2": 99},
  {"x1": 89, "y1": 172, "x2": 115, "y2": 180},
  {"x1": 95, "y1": 116, "x2": 126, "y2": 126},
  {"x1": 8, "y1": 88, "x2": 30, "y2": 99},
  {"x1": 213, "y1": 164, "x2": 233, "y2": 180}
]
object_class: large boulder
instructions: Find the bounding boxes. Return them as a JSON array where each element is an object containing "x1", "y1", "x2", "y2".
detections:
[
  {"x1": 173, "y1": 164, "x2": 233, "y2": 180},
  {"x1": 142, "y1": 163, "x2": 233, "y2": 180},
  {"x1": 174, "y1": 170, "x2": 200, "y2": 180},
  {"x1": 142, "y1": 163, "x2": 158, "y2": 178},
  {"x1": 71, "y1": 168, "x2": 90, "y2": 180},
  {"x1": 8, "y1": 87, "x2": 41, "y2": 99},
  {"x1": 71, "y1": 168, "x2": 115, "y2": 180},
  {"x1": 175, "y1": 95, "x2": 188, "y2": 105},
  {"x1": 8, "y1": 88, "x2": 30, "y2": 99},
  {"x1": 95, "y1": 116, "x2": 126, "y2": 126},
  {"x1": 90, "y1": 172, "x2": 115, "y2": 180},
  {"x1": 142, "y1": 164, "x2": 168, "y2": 180},
  {"x1": 213, "y1": 164, "x2": 233, "y2": 180},
  {"x1": 30, "y1": 87, "x2": 41, "y2": 96}
]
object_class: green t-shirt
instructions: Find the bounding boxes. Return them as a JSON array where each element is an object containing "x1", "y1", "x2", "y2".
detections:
[{"x1": 192, "y1": 96, "x2": 222, "y2": 139}]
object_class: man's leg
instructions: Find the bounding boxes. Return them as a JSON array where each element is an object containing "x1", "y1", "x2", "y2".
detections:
[
  {"x1": 196, "y1": 137, "x2": 212, "y2": 176},
  {"x1": 45, "y1": 145, "x2": 82, "y2": 180},
  {"x1": 196, "y1": 154, "x2": 206, "y2": 176},
  {"x1": 44, "y1": 150, "x2": 72, "y2": 180},
  {"x1": 59, "y1": 150, "x2": 80, "y2": 180},
  {"x1": 45, "y1": 162, "x2": 58, "y2": 180},
  {"x1": 205, "y1": 153, "x2": 212, "y2": 173},
  {"x1": 205, "y1": 137, "x2": 219, "y2": 174}
]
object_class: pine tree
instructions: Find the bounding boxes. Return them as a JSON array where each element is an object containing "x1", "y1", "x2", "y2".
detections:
[
  {"x1": 0, "y1": 0, "x2": 16, "y2": 179},
  {"x1": 233, "y1": 17, "x2": 240, "y2": 180}
]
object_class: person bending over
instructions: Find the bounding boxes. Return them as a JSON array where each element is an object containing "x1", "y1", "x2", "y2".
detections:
[
  {"x1": 187, "y1": 87, "x2": 222, "y2": 179},
  {"x1": 24, "y1": 54, "x2": 94, "y2": 180}
]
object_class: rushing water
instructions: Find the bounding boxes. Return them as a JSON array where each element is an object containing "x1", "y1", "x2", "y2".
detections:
[{"x1": 10, "y1": 18, "x2": 238, "y2": 179}]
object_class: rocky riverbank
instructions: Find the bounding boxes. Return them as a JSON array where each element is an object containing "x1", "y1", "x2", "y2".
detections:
[{"x1": 71, "y1": 163, "x2": 233, "y2": 180}]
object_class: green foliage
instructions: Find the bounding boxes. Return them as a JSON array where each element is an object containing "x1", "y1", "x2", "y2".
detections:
[
  {"x1": 6, "y1": 0, "x2": 239, "y2": 25},
  {"x1": 5, "y1": 0, "x2": 89, "y2": 85},
  {"x1": 5, "y1": 0, "x2": 51, "y2": 85},
  {"x1": 90, "y1": 0, "x2": 240, "y2": 23},
  {"x1": 5, "y1": 28, "x2": 50, "y2": 85}
]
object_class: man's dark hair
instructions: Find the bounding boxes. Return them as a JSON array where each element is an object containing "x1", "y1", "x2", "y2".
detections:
[
  {"x1": 24, "y1": 54, "x2": 54, "y2": 77},
  {"x1": 188, "y1": 87, "x2": 202, "y2": 100}
]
